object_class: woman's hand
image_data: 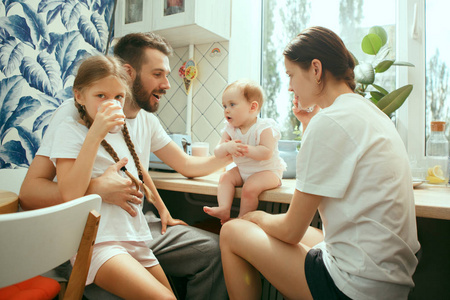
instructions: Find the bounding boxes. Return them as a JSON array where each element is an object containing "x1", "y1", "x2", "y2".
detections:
[
  {"x1": 158, "y1": 209, "x2": 188, "y2": 234},
  {"x1": 292, "y1": 98, "x2": 320, "y2": 132},
  {"x1": 240, "y1": 210, "x2": 268, "y2": 224}
]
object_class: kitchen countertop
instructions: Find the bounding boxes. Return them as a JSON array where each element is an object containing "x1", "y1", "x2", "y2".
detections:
[{"x1": 149, "y1": 171, "x2": 450, "y2": 221}]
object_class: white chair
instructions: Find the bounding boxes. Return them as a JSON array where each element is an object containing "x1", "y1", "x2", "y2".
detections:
[{"x1": 0, "y1": 194, "x2": 101, "y2": 300}]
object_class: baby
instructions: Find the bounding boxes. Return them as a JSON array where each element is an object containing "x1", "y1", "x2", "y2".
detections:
[{"x1": 204, "y1": 79, "x2": 286, "y2": 223}]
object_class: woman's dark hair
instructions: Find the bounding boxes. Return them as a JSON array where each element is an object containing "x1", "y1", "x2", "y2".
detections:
[
  {"x1": 113, "y1": 32, "x2": 173, "y2": 73},
  {"x1": 283, "y1": 26, "x2": 356, "y2": 91}
]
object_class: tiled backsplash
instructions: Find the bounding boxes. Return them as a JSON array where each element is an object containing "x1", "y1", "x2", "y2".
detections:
[{"x1": 156, "y1": 42, "x2": 229, "y2": 155}]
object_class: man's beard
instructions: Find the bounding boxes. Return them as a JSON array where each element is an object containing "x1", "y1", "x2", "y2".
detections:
[{"x1": 132, "y1": 75, "x2": 165, "y2": 113}]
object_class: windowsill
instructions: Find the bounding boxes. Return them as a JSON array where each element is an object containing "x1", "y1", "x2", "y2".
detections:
[{"x1": 149, "y1": 171, "x2": 450, "y2": 221}]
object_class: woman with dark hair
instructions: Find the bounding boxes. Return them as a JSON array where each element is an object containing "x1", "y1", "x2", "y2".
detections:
[{"x1": 220, "y1": 26, "x2": 420, "y2": 300}]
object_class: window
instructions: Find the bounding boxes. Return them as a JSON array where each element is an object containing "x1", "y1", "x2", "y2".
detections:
[
  {"x1": 425, "y1": 1, "x2": 450, "y2": 138},
  {"x1": 261, "y1": 0, "x2": 450, "y2": 160},
  {"x1": 262, "y1": 0, "x2": 396, "y2": 139}
]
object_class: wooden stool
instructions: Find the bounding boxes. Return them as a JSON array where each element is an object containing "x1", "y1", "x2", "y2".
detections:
[{"x1": 0, "y1": 190, "x2": 19, "y2": 214}]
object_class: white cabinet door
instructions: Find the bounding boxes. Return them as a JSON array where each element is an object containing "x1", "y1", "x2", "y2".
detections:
[
  {"x1": 114, "y1": 0, "x2": 152, "y2": 38},
  {"x1": 152, "y1": 0, "x2": 230, "y2": 48},
  {"x1": 114, "y1": 0, "x2": 230, "y2": 47},
  {"x1": 152, "y1": 0, "x2": 196, "y2": 31}
]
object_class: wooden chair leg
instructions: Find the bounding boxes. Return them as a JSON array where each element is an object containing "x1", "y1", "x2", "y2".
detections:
[
  {"x1": 59, "y1": 282, "x2": 67, "y2": 300},
  {"x1": 63, "y1": 210, "x2": 100, "y2": 300}
]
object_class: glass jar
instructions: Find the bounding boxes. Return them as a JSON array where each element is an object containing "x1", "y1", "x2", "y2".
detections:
[{"x1": 426, "y1": 121, "x2": 449, "y2": 184}]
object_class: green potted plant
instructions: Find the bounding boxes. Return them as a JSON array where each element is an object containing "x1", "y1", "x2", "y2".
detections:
[{"x1": 353, "y1": 26, "x2": 414, "y2": 116}]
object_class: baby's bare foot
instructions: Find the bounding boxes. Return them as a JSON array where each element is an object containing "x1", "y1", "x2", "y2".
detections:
[{"x1": 203, "y1": 206, "x2": 230, "y2": 221}]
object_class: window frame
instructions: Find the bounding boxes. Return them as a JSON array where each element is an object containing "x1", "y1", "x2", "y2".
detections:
[
  {"x1": 396, "y1": 0, "x2": 426, "y2": 160},
  {"x1": 230, "y1": 0, "x2": 428, "y2": 160}
]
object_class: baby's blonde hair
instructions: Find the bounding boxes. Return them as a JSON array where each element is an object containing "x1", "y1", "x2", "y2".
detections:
[{"x1": 225, "y1": 79, "x2": 265, "y2": 111}]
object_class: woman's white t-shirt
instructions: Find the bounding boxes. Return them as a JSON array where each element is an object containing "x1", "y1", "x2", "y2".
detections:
[{"x1": 296, "y1": 93, "x2": 420, "y2": 300}]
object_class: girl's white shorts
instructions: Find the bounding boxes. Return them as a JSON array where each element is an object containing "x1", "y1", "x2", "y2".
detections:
[{"x1": 71, "y1": 240, "x2": 158, "y2": 285}]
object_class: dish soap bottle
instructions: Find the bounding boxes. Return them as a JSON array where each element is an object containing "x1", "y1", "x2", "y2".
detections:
[{"x1": 426, "y1": 121, "x2": 449, "y2": 184}]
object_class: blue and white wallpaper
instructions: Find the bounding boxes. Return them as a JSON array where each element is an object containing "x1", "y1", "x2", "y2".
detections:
[{"x1": 0, "y1": 0, "x2": 114, "y2": 169}]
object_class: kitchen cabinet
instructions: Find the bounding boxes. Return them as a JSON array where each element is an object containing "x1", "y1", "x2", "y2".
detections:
[
  {"x1": 114, "y1": 0, "x2": 152, "y2": 38},
  {"x1": 114, "y1": 0, "x2": 231, "y2": 48}
]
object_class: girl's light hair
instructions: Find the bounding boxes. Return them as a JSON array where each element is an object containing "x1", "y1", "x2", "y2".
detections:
[
  {"x1": 72, "y1": 55, "x2": 131, "y2": 98},
  {"x1": 225, "y1": 79, "x2": 265, "y2": 111}
]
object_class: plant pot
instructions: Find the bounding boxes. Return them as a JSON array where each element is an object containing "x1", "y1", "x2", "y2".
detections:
[{"x1": 278, "y1": 140, "x2": 300, "y2": 179}]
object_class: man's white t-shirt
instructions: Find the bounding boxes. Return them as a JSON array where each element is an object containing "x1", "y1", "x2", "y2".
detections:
[
  {"x1": 39, "y1": 99, "x2": 172, "y2": 244},
  {"x1": 296, "y1": 93, "x2": 420, "y2": 300}
]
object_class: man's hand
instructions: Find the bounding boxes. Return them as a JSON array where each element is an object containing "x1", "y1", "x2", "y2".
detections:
[
  {"x1": 158, "y1": 209, "x2": 188, "y2": 234},
  {"x1": 88, "y1": 157, "x2": 143, "y2": 217}
]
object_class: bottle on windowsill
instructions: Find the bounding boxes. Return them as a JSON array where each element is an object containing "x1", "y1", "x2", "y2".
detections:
[{"x1": 426, "y1": 121, "x2": 449, "y2": 185}]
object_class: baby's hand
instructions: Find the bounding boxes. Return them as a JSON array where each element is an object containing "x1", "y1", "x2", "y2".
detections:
[{"x1": 226, "y1": 140, "x2": 248, "y2": 157}]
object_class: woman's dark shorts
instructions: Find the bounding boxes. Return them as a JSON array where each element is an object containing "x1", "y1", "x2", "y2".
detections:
[{"x1": 304, "y1": 248, "x2": 351, "y2": 300}]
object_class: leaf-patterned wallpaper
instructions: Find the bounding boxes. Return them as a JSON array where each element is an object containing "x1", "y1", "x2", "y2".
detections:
[{"x1": 0, "y1": 0, "x2": 114, "y2": 169}]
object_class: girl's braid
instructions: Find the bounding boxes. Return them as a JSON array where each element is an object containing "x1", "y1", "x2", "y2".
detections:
[
  {"x1": 75, "y1": 103, "x2": 155, "y2": 203},
  {"x1": 122, "y1": 123, "x2": 156, "y2": 204},
  {"x1": 75, "y1": 102, "x2": 92, "y2": 128},
  {"x1": 122, "y1": 123, "x2": 143, "y2": 180},
  {"x1": 100, "y1": 139, "x2": 142, "y2": 194}
]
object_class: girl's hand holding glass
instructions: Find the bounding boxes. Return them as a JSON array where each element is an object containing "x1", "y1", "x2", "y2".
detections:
[{"x1": 92, "y1": 99, "x2": 126, "y2": 136}]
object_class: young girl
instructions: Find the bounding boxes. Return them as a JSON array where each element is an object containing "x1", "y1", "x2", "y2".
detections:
[
  {"x1": 203, "y1": 79, "x2": 286, "y2": 223},
  {"x1": 49, "y1": 55, "x2": 181, "y2": 299}
]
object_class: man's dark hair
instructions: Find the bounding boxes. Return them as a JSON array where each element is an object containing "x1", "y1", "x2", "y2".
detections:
[{"x1": 113, "y1": 32, "x2": 173, "y2": 72}]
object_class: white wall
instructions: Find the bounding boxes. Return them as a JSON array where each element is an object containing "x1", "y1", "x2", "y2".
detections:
[
  {"x1": 158, "y1": 41, "x2": 229, "y2": 153},
  {"x1": 228, "y1": 0, "x2": 262, "y2": 83}
]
